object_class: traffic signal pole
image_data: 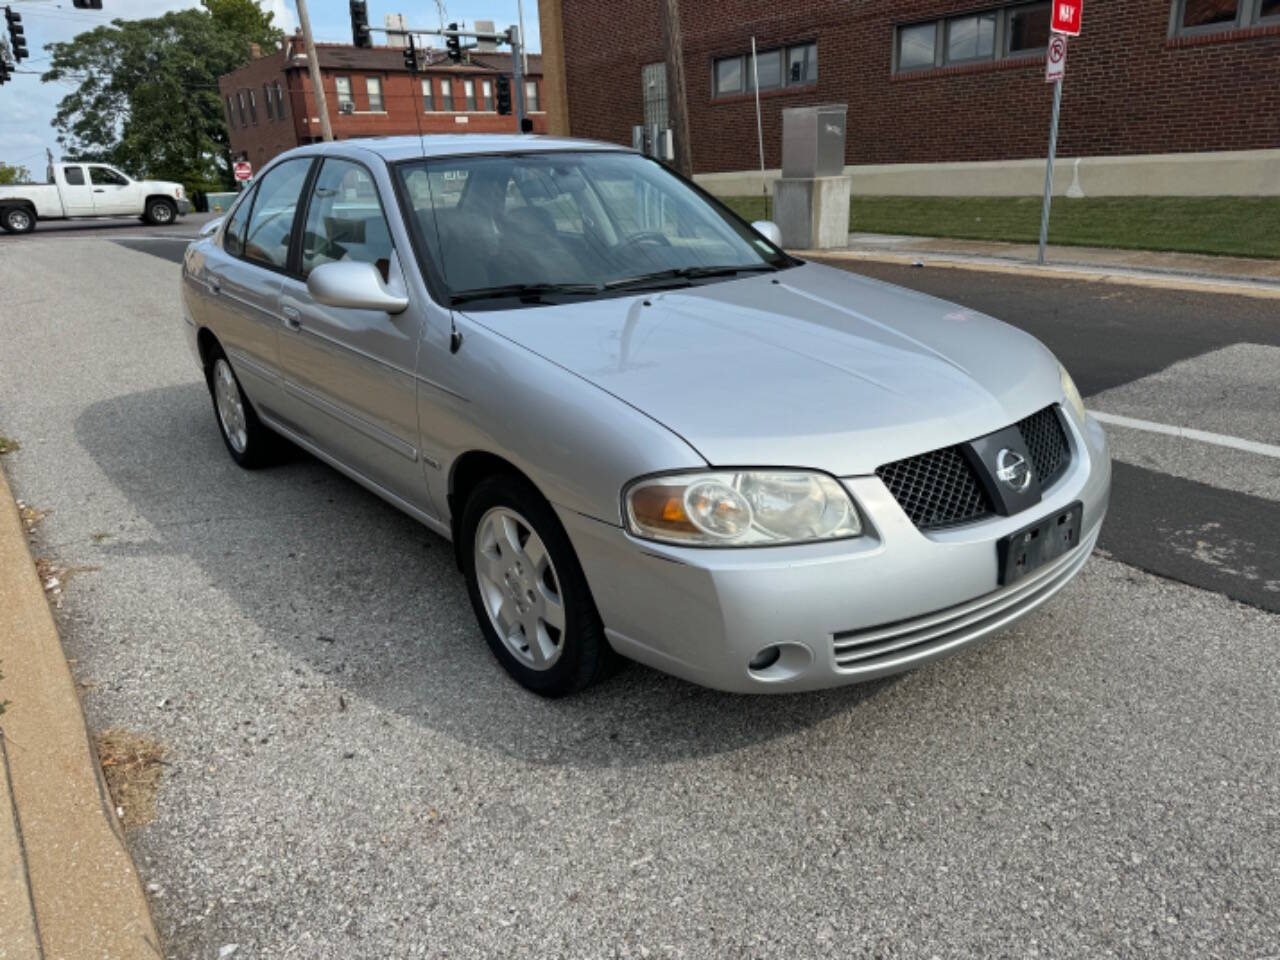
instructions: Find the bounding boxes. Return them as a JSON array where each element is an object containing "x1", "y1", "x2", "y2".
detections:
[{"x1": 296, "y1": 0, "x2": 333, "y2": 141}]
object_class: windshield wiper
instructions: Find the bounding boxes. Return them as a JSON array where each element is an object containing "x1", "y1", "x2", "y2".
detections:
[
  {"x1": 603, "y1": 263, "x2": 778, "y2": 292},
  {"x1": 449, "y1": 282, "x2": 603, "y2": 305}
]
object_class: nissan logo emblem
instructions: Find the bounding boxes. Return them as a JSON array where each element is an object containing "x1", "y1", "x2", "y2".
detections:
[{"x1": 996, "y1": 449, "x2": 1033, "y2": 492}]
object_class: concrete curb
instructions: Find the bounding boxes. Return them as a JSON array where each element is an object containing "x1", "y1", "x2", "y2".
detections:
[
  {"x1": 0, "y1": 467, "x2": 162, "y2": 959},
  {"x1": 798, "y1": 248, "x2": 1280, "y2": 300}
]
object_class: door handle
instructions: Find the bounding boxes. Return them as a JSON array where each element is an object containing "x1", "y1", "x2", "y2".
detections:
[
  {"x1": 208, "y1": 278, "x2": 221, "y2": 295},
  {"x1": 93, "y1": 188, "x2": 105, "y2": 193},
  {"x1": 281, "y1": 306, "x2": 302, "y2": 330}
]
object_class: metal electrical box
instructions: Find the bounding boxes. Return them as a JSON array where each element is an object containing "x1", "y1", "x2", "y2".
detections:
[{"x1": 780, "y1": 104, "x2": 848, "y2": 179}]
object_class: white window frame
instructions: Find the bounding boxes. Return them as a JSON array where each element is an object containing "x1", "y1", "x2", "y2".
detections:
[
  {"x1": 365, "y1": 76, "x2": 384, "y2": 112},
  {"x1": 422, "y1": 77, "x2": 435, "y2": 111},
  {"x1": 335, "y1": 76, "x2": 354, "y2": 109},
  {"x1": 481, "y1": 78, "x2": 494, "y2": 111},
  {"x1": 525, "y1": 79, "x2": 540, "y2": 112},
  {"x1": 463, "y1": 78, "x2": 476, "y2": 111}
]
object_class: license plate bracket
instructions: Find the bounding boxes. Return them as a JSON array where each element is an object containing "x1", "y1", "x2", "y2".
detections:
[{"x1": 997, "y1": 502, "x2": 1083, "y2": 586}]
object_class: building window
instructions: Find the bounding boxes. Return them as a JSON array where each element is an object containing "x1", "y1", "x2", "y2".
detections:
[
  {"x1": 263, "y1": 83, "x2": 274, "y2": 120},
  {"x1": 441, "y1": 79, "x2": 454, "y2": 112},
  {"x1": 226, "y1": 96, "x2": 236, "y2": 128},
  {"x1": 236, "y1": 91, "x2": 247, "y2": 125},
  {"x1": 463, "y1": 78, "x2": 476, "y2": 111},
  {"x1": 1007, "y1": 2, "x2": 1052, "y2": 53},
  {"x1": 1172, "y1": 0, "x2": 1279, "y2": 32},
  {"x1": 525, "y1": 80, "x2": 540, "y2": 112},
  {"x1": 335, "y1": 76, "x2": 353, "y2": 110},
  {"x1": 713, "y1": 42, "x2": 817, "y2": 97},
  {"x1": 422, "y1": 78, "x2": 435, "y2": 111},
  {"x1": 274, "y1": 81, "x2": 286, "y2": 118},
  {"x1": 481, "y1": 78, "x2": 494, "y2": 111},
  {"x1": 248, "y1": 89, "x2": 258, "y2": 124},
  {"x1": 366, "y1": 76, "x2": 384, "y2": 111},
  {"x1": 896, "y1": 3, "x2": 1053, "y2": 73}
]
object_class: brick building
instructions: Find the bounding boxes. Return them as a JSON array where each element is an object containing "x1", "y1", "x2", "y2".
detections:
[
  {"x1": 218, "y1": 32, "x2": 547, "y2": 171},
  {"x1": 537, "y1": 0, "x2": 1280, "y2": 195}
]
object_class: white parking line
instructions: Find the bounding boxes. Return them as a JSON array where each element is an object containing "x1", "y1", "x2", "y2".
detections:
[{"x1": 1089, "y1": 410, "x2": 1280, "y2": 460}]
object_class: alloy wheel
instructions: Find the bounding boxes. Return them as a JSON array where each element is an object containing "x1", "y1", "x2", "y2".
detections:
[
  {"x1": 213, "y1": 358, "x2": 248, "y2": 453},
  {"x1": 473, "y1": 506, "x2": 567, "y2": 670}
]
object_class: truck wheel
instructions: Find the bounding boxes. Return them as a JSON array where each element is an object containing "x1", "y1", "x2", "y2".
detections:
[
  {"x1": 144, "y1": 198, "x2": 177, "y2": 226},
  {"x1": 1, "y1": 206, "x2": 36, "y2": 234}
]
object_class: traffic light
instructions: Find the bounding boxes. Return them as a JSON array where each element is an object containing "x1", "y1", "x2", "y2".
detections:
[
  {"x1": 71, "y1": 0, "x2": 103, "y2": 8},
  {"x1": 445, "y1": 22, "x2": 461, "y2": 63},
  {"x1": 4, "y1": 8, "x2": 27, "y2": 62},
  {"x1": 0, "y1": 57, "x2": 9, "y2": 85},
  {"x1": 349, "y1": 0, "x2": 371, "y2": 49},
  {"x1": 402, "y1": 34, "x2": 417, "y2": 73},
  {"x1": 495, "y1": 75, "x2": 511, "y2": 115}
]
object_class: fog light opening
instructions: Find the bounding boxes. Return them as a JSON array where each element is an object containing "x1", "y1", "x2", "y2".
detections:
[{"x1": 748, "y1": 645, "x2": 782, "y2": 671}]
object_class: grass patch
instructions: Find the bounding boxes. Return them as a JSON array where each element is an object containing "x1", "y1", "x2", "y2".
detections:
[
  {"x1": 720, "y1": 195, "x2": 1280, "y2": 259},
  {"x1": 0, "y1": 435, "x2": 18, "y2": 455},
  {"x1": 96, "y1": 728, "x2": 167, "y2": 829}
]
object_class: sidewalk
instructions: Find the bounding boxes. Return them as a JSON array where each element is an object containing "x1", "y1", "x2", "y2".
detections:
[
  {"x1": 799, "y1": 233, "x2": 1280, "y2": 299},
  {"x1": 0, "y1": 468, "x2": 160, "y2": 959}
]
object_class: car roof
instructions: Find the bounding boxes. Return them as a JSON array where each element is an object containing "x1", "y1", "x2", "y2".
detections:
[{"x1": 284, "y1": 135, "x2": 631, "y2": 164}]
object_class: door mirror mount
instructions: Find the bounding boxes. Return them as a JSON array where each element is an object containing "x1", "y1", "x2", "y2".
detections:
[
  {"x1": 751, "y1": 220, "x2": 784, "y2": 248},
  {"x1": 306, "y1": 261, "x2": 410, "y2": 314}
]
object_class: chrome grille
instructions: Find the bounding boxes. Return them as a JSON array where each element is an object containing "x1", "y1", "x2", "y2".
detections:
[
  {"x1": 1016, "y1": 406, "x2": 1071, "y2": 490},
  {"x1": 875, "y1": 446, "x2": 994, "y2": 530}
]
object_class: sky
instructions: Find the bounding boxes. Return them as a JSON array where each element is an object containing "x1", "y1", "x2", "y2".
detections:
[{"x1": 0, "y1": 0, "x2": 541, "y2": 175}]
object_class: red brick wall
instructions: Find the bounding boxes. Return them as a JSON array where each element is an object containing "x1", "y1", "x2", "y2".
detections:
[
  {"x1": 559, "y1": 0, "x2": 1280, "y2": 173},
  {"x1": 221, "y1": 53, "x2": 548, "y2": 169}
]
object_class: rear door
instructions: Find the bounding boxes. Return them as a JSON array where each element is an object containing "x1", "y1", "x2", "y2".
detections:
[
  {"x1": 87, "y1": 165, "x2": 138, "y2": 215},
  {"x1": 203, "y1": 158, "x2": 314, "y2": 420},
  {"x1": 275, "y1": 155, "x2": 426, "y2": 507},
  {"x1": 57, "y1": 165, "x2": 95, "y2": 215}
]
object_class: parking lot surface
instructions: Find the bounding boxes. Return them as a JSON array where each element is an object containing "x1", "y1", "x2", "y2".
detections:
[{"x1": 0, "y1": 237, "x2": 1277, "y2": 958}]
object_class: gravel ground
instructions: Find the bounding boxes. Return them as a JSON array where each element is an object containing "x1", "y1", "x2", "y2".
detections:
[{"x1": 1, "y1": 241, "x2": 1278, "y2": 959}]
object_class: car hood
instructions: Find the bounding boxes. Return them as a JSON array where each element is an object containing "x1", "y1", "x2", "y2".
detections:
[{"x1": 463, "y1": 261, "x2": 1064, "y2": 476}]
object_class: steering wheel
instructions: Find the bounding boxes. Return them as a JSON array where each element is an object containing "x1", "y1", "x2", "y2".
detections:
[{"x1": 617, "y1": 231, "x2": 672, "y2": 249}]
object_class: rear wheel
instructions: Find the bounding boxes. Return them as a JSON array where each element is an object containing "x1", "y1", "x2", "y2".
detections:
[
  {"x1": 460, "y1": 475, "x2": 616, "y2": 697},
  {"x1": 1, "y1": 206, "x2": 36, "y2": 234},
  {"x1": 144, "y1": 198, "x2": 176, "y2": 226},
  {"x1": 207, "y1": 351, "x2": 275, "y2": 468}
]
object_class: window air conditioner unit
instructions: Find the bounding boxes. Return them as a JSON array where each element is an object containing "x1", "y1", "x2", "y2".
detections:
[{"x1": 339, "y1": 102, "x2": 355, "y2": 114}]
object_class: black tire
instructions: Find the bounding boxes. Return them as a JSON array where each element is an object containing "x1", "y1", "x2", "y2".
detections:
[
  {"x1": 1, "y1": 206, "x2": 36, "y2": 234},
  {"x1": 143, "y1": 197, "x2": 177, "y2": 226},
  {"x1": 460, "y1": 474, "x2": 617, "y2": 697},
  {"x1": 205, "y1": 346, "x2": 276, "y2": 469}
]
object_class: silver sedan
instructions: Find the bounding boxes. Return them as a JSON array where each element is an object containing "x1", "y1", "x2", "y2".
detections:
[{"x1": 180, "y1": 136, "x2": 1110, "y2": 696}]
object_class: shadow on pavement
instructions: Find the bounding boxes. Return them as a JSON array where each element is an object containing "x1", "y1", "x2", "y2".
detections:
[{"x1": 75, "y1": 384, "x2": 894, "y2": 768}]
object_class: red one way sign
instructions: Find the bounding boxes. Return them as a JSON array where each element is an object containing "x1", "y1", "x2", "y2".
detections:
[{"x1": 1052, "y1": 0, "x2": 1083, "y2": 36}]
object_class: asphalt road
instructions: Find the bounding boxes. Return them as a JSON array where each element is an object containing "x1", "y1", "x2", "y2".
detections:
[
  {"x1": 0, "y1": 211, "x2": 216, "y2": 241},
  {"x1": 0, "y1": 236, "x2": 1277, "y2": 959}
]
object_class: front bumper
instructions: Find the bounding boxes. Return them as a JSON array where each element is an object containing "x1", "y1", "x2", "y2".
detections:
[
  {"x1": 560, "y1": 410, "x2": 1111, "y2": 693},
  {"x1": 177, "y1": 197, "x2": 193, "y2": 215}
]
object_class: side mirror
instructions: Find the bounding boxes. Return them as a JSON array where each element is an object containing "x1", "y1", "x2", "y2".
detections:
[
  {"x1": 307, "y1": 261, "x2": 409, "y2": 314},
  {"x1": 199, "y1": 216, "x2": 224, "y2": 238},
  {"x1": 751, "y1": 220, "x2": 784, "y2": 248}
]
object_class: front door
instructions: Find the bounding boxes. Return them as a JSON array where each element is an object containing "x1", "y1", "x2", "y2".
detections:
[
  {"x1": 275, "y1": 156, "x2": 426, "y2": 508},
  {"x1": 87, "y1": 165, "x2": 139, "y2": 215},
  {"x1": 57, "y1": 165, "x2": 95, "y2": 215},
  {"x1": 204, "y1": 158, "x2": 313, "y2": 419}
]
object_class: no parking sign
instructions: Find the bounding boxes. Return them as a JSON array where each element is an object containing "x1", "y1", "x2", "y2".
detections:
[{"x1": 1046, "y1": 33, "x2": 1068, "y2": 83}]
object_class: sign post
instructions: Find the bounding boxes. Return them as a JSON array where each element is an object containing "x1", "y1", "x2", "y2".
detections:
[{"x1": 1037, "y1": 4, "x2": 1080, "y2": 266}]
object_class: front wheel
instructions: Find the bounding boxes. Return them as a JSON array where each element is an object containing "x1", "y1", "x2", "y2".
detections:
[
  {"x1": 1, "y1": 206, "x2": 36, "y2": 234},
  {"x1": 460, "y1": 475, "x2": 617, "y2": 697},
  {"x1": 144, "y1": 198, "x2": 176, "y2": 226}
]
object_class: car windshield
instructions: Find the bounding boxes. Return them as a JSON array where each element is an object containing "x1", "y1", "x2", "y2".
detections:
[{"x1": 394, "y1": 151, "x2": 791, "y2": 307}]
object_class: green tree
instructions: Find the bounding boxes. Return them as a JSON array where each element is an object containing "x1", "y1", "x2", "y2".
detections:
[
  {"x1": 42, "y1": 0, "x2": 282, "y2": 195},
  {"x1": 0, "y1": 163, "x2": 32, "y2": 185}
]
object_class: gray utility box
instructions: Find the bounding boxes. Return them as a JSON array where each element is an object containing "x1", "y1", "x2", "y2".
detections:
[{"x1": 781, "y1": 104, "x2": 848, "y2": 179}]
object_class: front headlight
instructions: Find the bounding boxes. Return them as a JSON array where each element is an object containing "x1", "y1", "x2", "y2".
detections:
[
  {"x1": 625, "y1": 470, "x2": 862, "y2": 546},
  {"x1": 1060, "y1": 365, "x2": 1086, "y2": 423}
]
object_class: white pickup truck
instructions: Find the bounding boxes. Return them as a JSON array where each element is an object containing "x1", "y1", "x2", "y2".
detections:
[{"x1": 0, "y1": 162, "x2": 191, "y2": 234}]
